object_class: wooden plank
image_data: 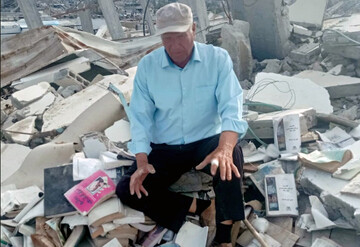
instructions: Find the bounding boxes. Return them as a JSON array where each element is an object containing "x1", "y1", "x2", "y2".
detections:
[{"x1": 266, "y1": 221, "x2": 299, "y2": 247}]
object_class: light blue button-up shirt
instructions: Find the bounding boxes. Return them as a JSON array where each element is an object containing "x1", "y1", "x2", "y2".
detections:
[{"x1": 128, "y1": 42, "x2": 248, "y2": 155}]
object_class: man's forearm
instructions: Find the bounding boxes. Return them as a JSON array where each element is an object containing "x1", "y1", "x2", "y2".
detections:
[
  {"x1": 135, "y1": 153, "x2": 149, "y2": 167},
  {"x1": 218, "y1": 131, "x2": 239, "y2": 151}
]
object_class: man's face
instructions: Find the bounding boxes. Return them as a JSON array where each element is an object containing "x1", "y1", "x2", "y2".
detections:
[{"x1": 161, "y1": 24, "x2": 196, "y2": 67}]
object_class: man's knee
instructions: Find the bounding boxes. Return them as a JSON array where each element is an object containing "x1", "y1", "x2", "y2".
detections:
[{"x1": 116, "y1": 175, "x2": 131, "y2": 203}]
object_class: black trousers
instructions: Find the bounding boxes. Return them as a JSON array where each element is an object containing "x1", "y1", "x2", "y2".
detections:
[{"x1": 116, "y1": 134, "x2": 245, "y2": 233}]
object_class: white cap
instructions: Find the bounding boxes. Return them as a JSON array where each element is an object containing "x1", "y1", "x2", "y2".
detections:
[{"x1": 155, "y1": 2, "x2": 193, "y2": 35}]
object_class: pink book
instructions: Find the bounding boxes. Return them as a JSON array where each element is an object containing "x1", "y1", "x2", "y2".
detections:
[{"x1": 64, "y1": 170, "x2": 116, "y2": 215}]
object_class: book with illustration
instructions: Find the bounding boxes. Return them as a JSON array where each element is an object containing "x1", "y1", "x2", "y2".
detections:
[{"x1": 64, "y1": 169, "x2": 116, "y2": 215}]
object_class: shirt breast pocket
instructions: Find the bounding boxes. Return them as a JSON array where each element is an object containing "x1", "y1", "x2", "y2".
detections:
[{"x1": 195, "y1": 85, "x2": 217, "y2": 113}]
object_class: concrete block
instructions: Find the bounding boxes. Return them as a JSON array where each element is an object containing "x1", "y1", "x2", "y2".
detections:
[
  {"x1": 58, "y1": 85, "x2": 83, "y2": 98},
  {"x1": 3, "y1": 116, "x2": 37, "y2": 145},
  {"x1": 54, "y1": 69, "x2": 91, "y2": 88},
  {"x1": 294, "y1": 70, "x2": 360, "y2": 99},
  {"x1": 1, "y1": 143, "x2": 31, "y2": 183},
  {"x1": 249, "y1": 72, "x2": 333, "y2": 114},
  {"x1": 221, "y1": 20, "x2": 253, "y2": 81},
  {"x1": 289, "y1": 42, "x2": 320, "y2": 64},
  {"x1": 11, "y1": 82, "x2": 51, "y2": 109},
  {"x1": 288, "y1": 0, "x2": 327, "y2": 28},
  {"x1": 11, "y1": 57, "x2": 90, "y2": 90},
  {"x1": 42, "y1": 74, "x2": 130, "y2": 144},
  {"x1": 1, "y1": 142, "x2": 75, "y2": 189}
]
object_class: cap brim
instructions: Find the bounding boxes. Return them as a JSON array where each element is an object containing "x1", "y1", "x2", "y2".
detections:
[{"x1": 155, "y1": 23, "x2": 192, "y2": 36}]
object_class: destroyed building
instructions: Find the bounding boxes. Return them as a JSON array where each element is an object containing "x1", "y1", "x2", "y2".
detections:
[{"x1": 1, "y1": 0, "x2": 360, "y2": 247}]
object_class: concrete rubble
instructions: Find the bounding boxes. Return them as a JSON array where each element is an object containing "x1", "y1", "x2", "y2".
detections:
[{"x1": 1, "y1": 1, "x2": 360, "y2": 247}]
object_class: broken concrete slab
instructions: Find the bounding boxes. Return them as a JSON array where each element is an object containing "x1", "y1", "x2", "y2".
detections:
[
  {"x1": 42, "y1": 74, "x2": 130, "y2": 144},
  {"x1": 289, "y1": 42, "x2": 320, "y2": 64},
  {"x1": 294, "y1": 70, "x2": 360, "y2": 99},
  {"x1": 322, "y1": 14, "x2": 360, "y2": 60},
  {"x1": 3, "y1": 116, "x2": 37, "y2": 145},
  {"x1": 249, "y1": 73, "x2": 333, "y2": 114},
  {"x1": 245, "y1": 108, "x2": 317, "y2": 139},
  {"x1": 1, "y1": 142, "x2": 75, "y2": 189},
  {"x1": 10, "y1": 82, "x2": 51, "y2": 109},
  {"x1": 329, "y1": 229, "x2": 360, "y2": 247},
  {"x1": 230, "y1": 0, "x2": 291, "y2": 60},
  {"x1": 288, "y1": 0, "x2": 327, "y2": 28},
  {"x1": 15, "y1": 92, "x2": 57, "y2": 119},
  {"x1": 300, "y1": 167, "x2": 360, "y2": 232},
  {"x1": 11, "y1": 57, "x2": 91, "y2": 90},
  {"x1": 1, "y1": 25, "x2": 161, "y2": 88},
  {"x1": 104, "y1": 119, "x2": 131, "y2": 143},
  {"x1": 1, "y1": 143, "x2": 31, "y2": 183},
  {"x1": 221, "y1": 20, "x2": 252, "y2": 82}
]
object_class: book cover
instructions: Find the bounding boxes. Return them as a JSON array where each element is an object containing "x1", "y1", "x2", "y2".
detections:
[
  {"x1": 64, "y1": 169, "x2": 116, "y2": 216},
  {"x1": 44, "y1": 164, "x2": 80, "y2": 217},
  {"x1": 264, "y1": 174, "x2": 298, "y2": 217},
  {"x1": 273, "y1": 114, "x2": 301, "y2": 154}
]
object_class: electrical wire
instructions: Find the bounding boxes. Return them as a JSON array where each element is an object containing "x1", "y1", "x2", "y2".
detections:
[{"x1": 246, "y1": 78, "x2": 296, "y2": 109}]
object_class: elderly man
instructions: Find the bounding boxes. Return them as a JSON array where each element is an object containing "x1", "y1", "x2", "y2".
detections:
[{"x1": 116, "y1": 2, "x2": 248, "y2": 246}]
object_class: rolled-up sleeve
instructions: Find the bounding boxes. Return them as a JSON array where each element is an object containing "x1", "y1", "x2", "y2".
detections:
[
  {"x1": 215, "y1": 50, "x2": 248, "y2": 135},
  {"x1": 127, "y1": 59, "x2": 155, "y2": 155}
]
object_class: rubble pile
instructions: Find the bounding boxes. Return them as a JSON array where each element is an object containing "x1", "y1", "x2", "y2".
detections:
[{"x1": 1, "y1": 1, "x2": 360, "y2": 247}]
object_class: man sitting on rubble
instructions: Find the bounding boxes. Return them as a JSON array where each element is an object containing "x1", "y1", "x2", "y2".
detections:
[{"x1": 116, "y1": 2, "x2": 248, "y2": 246}]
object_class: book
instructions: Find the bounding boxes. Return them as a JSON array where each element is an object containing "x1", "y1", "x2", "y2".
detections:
[
  {"x1": 44, "y1": 164, "x2": 80, "y2": 217},
  {"x1": 264, "y1": 174, "x2": 298, "y2": 217},
  {"x1": 64, "y1": 170, "x2": 116, "y2": 216},
  {"x1": 273, "y1": 113, "x2": 301, "y2": 154},
  {"x1": 88, "y1": 197, "x2": 125, "y2": 227}
]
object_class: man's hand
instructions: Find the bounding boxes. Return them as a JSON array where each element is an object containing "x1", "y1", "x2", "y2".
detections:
[
  {"x1": 195, "y1": 131, "x2": 240, "y2": 181},
  {"x1": 130, "y1": 153, "x2": 156, "y2": 199}
]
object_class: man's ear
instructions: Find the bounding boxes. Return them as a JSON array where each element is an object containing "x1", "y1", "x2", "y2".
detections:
[{"x1": 192, "y1": 22, "x2": 196, "y2": 33}]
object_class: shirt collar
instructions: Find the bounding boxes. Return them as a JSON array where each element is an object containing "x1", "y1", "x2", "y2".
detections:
[{"x1": 161, "y1": 42, "x2": 202, "y2": 68}]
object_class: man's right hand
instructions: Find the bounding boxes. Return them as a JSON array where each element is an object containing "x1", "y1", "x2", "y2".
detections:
[{"x1": 130, "y1": 153, "x2": 156, "y2": 199}]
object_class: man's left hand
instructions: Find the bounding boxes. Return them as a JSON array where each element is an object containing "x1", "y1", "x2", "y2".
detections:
[{"x1": 195, "y1": 144, "x2": 241, "y2": 181}]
